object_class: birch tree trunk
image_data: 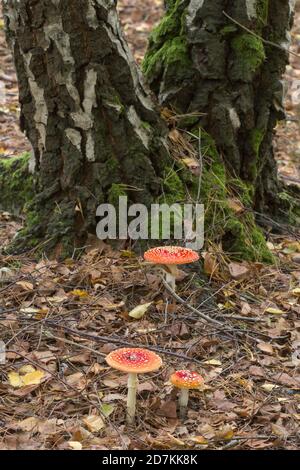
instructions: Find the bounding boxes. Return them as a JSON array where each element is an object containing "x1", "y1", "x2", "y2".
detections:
[
  {"x1": 3, "y1": 0, "x2": 169, "y2": 254},
  {"x1": 144, "y1": 0, "x2": 295, "y2": 214}
]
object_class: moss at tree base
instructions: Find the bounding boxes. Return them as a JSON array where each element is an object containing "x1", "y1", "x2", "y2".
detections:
[{"x1": 165, "y1": 128, "x2": 275, "y2": 263}]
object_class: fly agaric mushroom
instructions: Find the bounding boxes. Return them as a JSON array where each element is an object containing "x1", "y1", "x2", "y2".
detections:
[
  {"x1": 144, "y1": 246, "x2": 199, "y2": 291},
  {"x1": 106, "y1": 347, "x2": 162, "y2": 424},
  {"x1": 170, "y1": 370, "x2": 204, "y2": 419}
]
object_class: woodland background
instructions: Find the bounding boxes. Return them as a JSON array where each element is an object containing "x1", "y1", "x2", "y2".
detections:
[{"x1": 0, "y1": 0, "x2": 299, "y2": 451}]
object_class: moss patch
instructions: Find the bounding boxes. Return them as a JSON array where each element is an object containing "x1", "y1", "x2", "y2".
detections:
[
  {"x1": 256, "y1": 0, "x2": 269, "y2": 26},
  {"x1": 250, "y1": 128, "x2": 265, "y2": 158},
  {"x1": 108, "y1": 183, "x2": 127, "y2": 207},
  {"x1": 0, "y1": 153, "x2": 34, "y2": 214},
  {"x1": 247, "y1": 128, "x2": 265, "y2": 180},
  {"x1": 160, "y1": 166, "x2": 186, "y2": 205},
  {"x1": 224, "y1": 215, "x2": 274, "y2": 263},
  {"x1": 278, "y1": 190, "x2": 300, "y2": 226},
  {"x1": 186, "y1": 128, "x2": 273, "y2": 263},
  {"x1": 231, "y1": 33, "x2": 266, "y2": 81},
  {"x1": 142, "y1": 0, "x2": 191, "y2": 81}
]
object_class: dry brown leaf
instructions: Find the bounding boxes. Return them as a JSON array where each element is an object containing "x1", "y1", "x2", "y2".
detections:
[
  {"x1": 228, "y1": 262, "x2": 250, "y2": 280},
  {"x1": 257, "y1": 342, "x2": 274, "y2": 355},
  {"x1": 16, "y1": 281, "x2": 34, "y2": 291},
  {"x1": 17, "y1": 417, "x2": 39, "y2": 432},
  {"x1": 82, "y1": 415, "x2": 105, "y2": 433},
  {"x1": 157, "y1": 400, "x2": 177, "y2": 419},
  {"x1": 227, "y1": 198, "x2": 245, "y2": 214},
  {"x1": 203, "y1": 252, "x2": 218, "y2": 276}
]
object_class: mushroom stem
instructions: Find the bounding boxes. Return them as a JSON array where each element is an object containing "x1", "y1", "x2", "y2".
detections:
[
  {"x1": 127, "y1": 372, "x2": 138, "y2": 424},
  {"x1": 164, "y1": 264, "x2": 178, "y2": 291},
  {"x1": 179, "y1": 388, "x2": 189, "y2": 419}
]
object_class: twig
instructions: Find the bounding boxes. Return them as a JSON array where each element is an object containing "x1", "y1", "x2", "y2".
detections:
[
  {"x1": 2, "y1": 316, "x2": 206, "y2": 366},
  {"x1": 44, "y1": 331, "x2": 107, "y2": 357},
  {"x1": 161, "y1": 279, "x2": 275, "y2": 342},
  {"x1": 161, "y1": 278, "x2": 223, "y2": 326}
]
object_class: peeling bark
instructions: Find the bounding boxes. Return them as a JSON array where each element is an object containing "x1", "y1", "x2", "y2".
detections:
[{"x1": 3, "y1": 0, "x2": 169, "y2": 253}]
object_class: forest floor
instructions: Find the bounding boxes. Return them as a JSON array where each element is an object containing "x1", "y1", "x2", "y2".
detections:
[{"x1": 0, "y1": 1, "x2": 300, "y2": 451}]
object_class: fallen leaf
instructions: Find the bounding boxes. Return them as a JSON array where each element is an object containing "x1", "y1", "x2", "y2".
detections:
[
  {"x1": 261, "y1": 383, "x2": 279, "y2": 392},
  {"x1": 68, "y1": 441, "x2": 83, "y2": 450},
  {"x1": 17, "y1": 417, "x2": 40, "y2": 432},
  {"x1": 249, "y1": 366, "x2": 265, "y2": 377},
  {"x1": 65, "y1": 372, "x2": 87, "y2": 390},
  {"x1": 265, "y1": 307, "x2": 284, "y2": 315},
  {"x1": 190, "y1": 436, "x2": 208, "y2": 445},
  {"x1": 21, "y1": 370, "x2": 45, "y2": 386},
  {"x1": 8, "y1": 369, "x2": 44, "y2": 388},
  {"x1": 272, "y1": 372, "x2": 300, "y2": 387},
  {"x1": 271, "y1": 423, "x2": 289, "y2": 438},
  {"x1": 228, "y1": 262, "x2": 250, "y2": 280},
  {"x1": 157, "y1": 400, "x2": 177, "y2": 419},
  {"x1": 128, "y1": 302, "x2": 152, "y2": 319},
  {"x1": 0, "y1": 267, "x2": 15, "y2": 281},
  {"x1": 204, "y1": 359, "x2": 222, "y2": 366},
  {"x1": 8, "y1": 372, "x2": 23, "y2": 388},
  {"x1": 203, "y1": 252, "x2": 218, "y2": 276},
  {"x1": 100, "y1": 403, "x2": 115, "y2": 417},
  {"x1": 19, "y1": 364, "x2": 36, "y2": 374},
  {"x1": 82, "y1": 415, "x2": 105, "y2": 433},
  {"x1": 241, "y1": 301, "x2": 252, "y2": 315},
  {"x1": 16, "y1": 281, "x2": 34, "y2": 291},
  {"x1": 69, "y1": 289, "x2": 89, "y2": 298},
  {"x1": 291, "y1": 288, "x2": 300, "y2": 296},
  {"x1": 215, "y1": 425, "x2": 234, "y2": 441},
  {"x1": 102, "y1": 393, "x2": 126, "y2": 402},
  {"x1": 257, "y1": 342, "x2": 274, "y2": 355},
  {"x1": 228, "y1": 198, "x2": 245, "y2": 214}
]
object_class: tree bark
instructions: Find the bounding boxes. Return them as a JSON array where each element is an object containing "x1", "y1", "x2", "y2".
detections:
[
  {"x1": 143, "y1": 0, "x2": 295, "y2": 214},
  {"x1": 3, "y1": 0, "x2": 169, "y2": 254}
]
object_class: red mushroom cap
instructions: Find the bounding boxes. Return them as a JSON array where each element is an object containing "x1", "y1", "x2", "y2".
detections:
[
  {"x1": 170, "y1": 370, "x2": 204, "y2": 389},
  {"x1": 144, "y1": 246, "x2": 199, "y2": 265},
  {"x1": 106, "y1": 348, "x2": 162, "y2": 374}
]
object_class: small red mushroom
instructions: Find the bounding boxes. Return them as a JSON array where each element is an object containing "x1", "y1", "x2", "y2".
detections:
[
  {"x1": 144, "y1": 246, "x2": 199, "y2": 291},
  {"x1": 106, "y1": 347, "x2": 162, "y2": 424},
  {"x1": 170, "y1": 370, "x2": 204, "y2": 419}
]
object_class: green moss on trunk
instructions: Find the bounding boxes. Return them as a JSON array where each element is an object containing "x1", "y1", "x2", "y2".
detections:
[
  {"x1": 257, "y1": 0, "x2": 269, "y2": 25},
  {"x1": 0, "y1": 153, "x2": 34, "y2": 214},
  {"x1": 142, "y1": 0, "x2": 190, "y2": 81},
  {"x1": 186, "y1": 129, "x2": 273, "y2": 263},
  {"x1": 231, "y1": 33, "x2": 266, "y2": 81}
]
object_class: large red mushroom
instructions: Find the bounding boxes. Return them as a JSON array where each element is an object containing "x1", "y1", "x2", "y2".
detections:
[
  {"x1": 144, "y1": 246, "x2": 199, "y2": 291},
  {"x1": 106, "y1": 347, "x2": 162, "y2": 424}
]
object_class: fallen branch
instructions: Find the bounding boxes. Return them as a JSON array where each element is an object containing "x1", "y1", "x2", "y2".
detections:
[
  {"x1": 162, "y1": 278, "x2": 261, "y2": 324},
  {"x1": 3, "y1": 316, "x2": 206, "y2": 366}
]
